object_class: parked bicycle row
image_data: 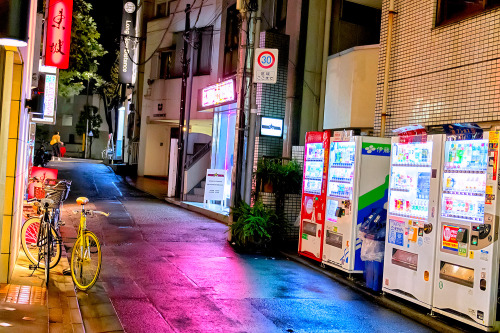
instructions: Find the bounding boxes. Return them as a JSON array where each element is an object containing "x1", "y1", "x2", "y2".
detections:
[{"x1": 22, "y1": 176, "x2": 108, "y2": 290}]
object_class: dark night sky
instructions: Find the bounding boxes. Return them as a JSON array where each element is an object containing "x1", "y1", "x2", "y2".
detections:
[{"x1": 87, "y1": 0, "x2": 123, "y2": 81}]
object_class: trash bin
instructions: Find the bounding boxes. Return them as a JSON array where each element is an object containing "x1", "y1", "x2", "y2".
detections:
[{"x1": 359, "y1": 208, "x2": 386, "y2": 292}]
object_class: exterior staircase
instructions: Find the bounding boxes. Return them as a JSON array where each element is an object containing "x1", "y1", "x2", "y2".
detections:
[{"x1": 185, "y1": 178, "x2": 205, "y2": 203}]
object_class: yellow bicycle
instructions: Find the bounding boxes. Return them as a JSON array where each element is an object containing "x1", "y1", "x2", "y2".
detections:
[{"x1": 71, "y1": 197, "x2": 108, "y2": 291}]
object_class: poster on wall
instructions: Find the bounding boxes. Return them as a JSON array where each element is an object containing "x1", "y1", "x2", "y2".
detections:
[{"x1": 204, "y1": 169, "x2": 226, "y2": 203}]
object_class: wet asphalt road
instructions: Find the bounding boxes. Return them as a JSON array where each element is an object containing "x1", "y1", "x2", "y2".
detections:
[{"x1": 54, "y1": 160, "x2": 433, "y2": 333}]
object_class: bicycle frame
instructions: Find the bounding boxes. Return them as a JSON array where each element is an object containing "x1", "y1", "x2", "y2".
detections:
[{"x1": 76, "y1": 206, "x2": 91, "y2": 265}]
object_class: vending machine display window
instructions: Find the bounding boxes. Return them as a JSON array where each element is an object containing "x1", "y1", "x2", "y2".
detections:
[
  {"x1": 304, "y1": 143, "x2": 325, "y2": 195},
  {"x1": 441, "y1": 140, "x2": 488, "y2": 223},
  {"x1": 328, "y1": 142, "x2": 355, "y2": 199},
  {"x1": 389, "y1": 142, "x2": 433, "y2": 220}
]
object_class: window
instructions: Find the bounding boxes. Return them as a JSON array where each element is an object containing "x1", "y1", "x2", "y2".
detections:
[
  {"x1": 159, "y1": 51, "x2": 177, "y2": 79},
  {"x1": 167, "y1": 0, "x2": 178, "y2": 16},
  {"x1": 436, "y1": 0, "x2": 500, "y2": 25},
  {"x1": 194, "y1": 26, "x2": 213, "y2": 76},
  {"x1": 224, "y1": 5, "x2": 239, "y2": 77},
  {"x1": 157, "y1": 27, "x2": 213, "y2": 79},
  {"x1": 156, "y1": 0, "x2": 167, "y2": 18},
  {"x1": 275, "y1": 0, "x2": 287, "y2": 33}
]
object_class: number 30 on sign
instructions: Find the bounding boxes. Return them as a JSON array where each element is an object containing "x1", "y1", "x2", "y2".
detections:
[{"x1": 254, "y1": 48, "x2": 279, "y2": 84}]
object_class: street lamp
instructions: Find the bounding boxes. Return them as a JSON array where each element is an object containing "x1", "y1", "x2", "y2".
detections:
[{"x1": 0, "y1": 0, "x2": 30, "y2": 47}]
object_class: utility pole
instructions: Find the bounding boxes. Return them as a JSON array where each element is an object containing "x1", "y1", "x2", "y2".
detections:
[
  {"x1": 175, "y1": 4, "x2": 191, "y2": 198},
  {"x1": 180, "y1": 29, "x2": 197, "y2": 200},
  {"x1": 243, "y1": 0, "x2": 262, "y2": 204},
  {"x1": 230, "y1": 2, "x2": 250, "y2": 210}
]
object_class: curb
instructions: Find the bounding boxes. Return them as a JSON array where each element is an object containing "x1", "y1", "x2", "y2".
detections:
[{"x1": 280, "y1": 251, "x2": 471, "y2": 333}]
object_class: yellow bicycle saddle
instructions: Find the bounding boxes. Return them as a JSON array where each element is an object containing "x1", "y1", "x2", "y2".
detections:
[{"x1": 76, "y1": 197, "x2": 89, "y2": 205}]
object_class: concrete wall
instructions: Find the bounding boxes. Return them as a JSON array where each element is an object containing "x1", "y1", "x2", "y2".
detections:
[
  {"x1": 298, "y1": 0, "x2": 327, "y2": 144},
  {"x1": 374, "y1": 1, "x2": 500, "y2": 135},
  {"x1": 39, "y1": 94, "x2": 109, "y2": 159},
  {"x1": 323, "y1": 45, "x2": 379, "y2": 130},
  {"x1": 138, "y1": 0, "x2": 222, "y2": 176}
]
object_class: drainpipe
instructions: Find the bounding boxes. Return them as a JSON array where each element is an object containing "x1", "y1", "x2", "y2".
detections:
[
  {"x1": 318, "y1": 0, "x2": 332, "y2": 131},
  {"x1": 380, "y1": 0, "x2": 396, "y2": 137}
]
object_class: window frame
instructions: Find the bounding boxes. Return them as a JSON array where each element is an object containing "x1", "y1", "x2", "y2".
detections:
[{"x1": 436, "y1": 0, "x2": 500, "y2": 26}]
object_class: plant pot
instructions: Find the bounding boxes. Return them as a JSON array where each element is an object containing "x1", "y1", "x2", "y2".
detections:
[{"x1": 263, "y1": 182, "x2": 273, "y2": 193}]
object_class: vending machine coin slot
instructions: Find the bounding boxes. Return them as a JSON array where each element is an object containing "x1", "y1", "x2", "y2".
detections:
[
  {"x1": 439, "y1": 261, "x2": 474, "y2": 288},
  {"x1": 479, "y1": 224, "x2": 491, "y2": 239},
  {"x1": 456, "y1": 228, "x2": 468, "y2": 243},
  {"x1": 335, "y1": 207, "x2": 345, "y2": 217},
  {"x1": 480, "y1": 279, "x2": 487, "y2": 291}
]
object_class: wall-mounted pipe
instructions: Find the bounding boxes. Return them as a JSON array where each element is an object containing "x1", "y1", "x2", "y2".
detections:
[
  {"x1": 318, "y1": 0, "x2": 332, "y2": 131},
  {"x1": 380, "y1": 0, "x2": 395, "y2": 137}
]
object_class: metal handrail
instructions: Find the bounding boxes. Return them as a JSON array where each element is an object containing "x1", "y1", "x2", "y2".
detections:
[{"x1": 185, "y1": 141, "x2": 211, "y2": 170}]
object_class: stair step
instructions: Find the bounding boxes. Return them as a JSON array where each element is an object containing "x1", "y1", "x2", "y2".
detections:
[
  {"x1": 186, "y1": 194, "x2": 204, "y2": 203},
  {"x1": 201, "y1": 181, "x2": 206, "y2": 188},
  {"x1": 194, "y1": 187, "x2": 205, "y2": 196}
]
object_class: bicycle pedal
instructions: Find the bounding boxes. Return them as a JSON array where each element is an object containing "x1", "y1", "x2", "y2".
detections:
[
  {"x1": 62, "y1": 268, "x2": 71, "y2": 276},
  {"x1": 29, "y1": 264, "x2": 36, "y2": 270}
]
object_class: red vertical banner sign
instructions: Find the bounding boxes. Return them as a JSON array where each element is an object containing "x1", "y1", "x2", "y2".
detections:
[{"x1": 45, "y1": 0, "x2": 73, "y2": 69}]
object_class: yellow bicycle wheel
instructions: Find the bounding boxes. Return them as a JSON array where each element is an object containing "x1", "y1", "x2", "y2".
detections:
[{"x1": 71, "y1": 231, "x2": 101, "y2": 291}]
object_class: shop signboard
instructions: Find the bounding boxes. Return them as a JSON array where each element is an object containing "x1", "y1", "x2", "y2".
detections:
[
  {"x1": 260, "y1": 117, "x2": 283, "y2": 137},
  {"x1": 198, "y1": 79, "x2": 237, "y2": 110},
  {"x1": 119, "y1": 0, "x2": 137, "y2": 83},
  {"x1": 45, "y1": 0, "x2": 74, "y2": 69},
  {"x1": 31, "y1": 64, "x2": 58, "y2": 125},
  {"x1": 204, "y1": 169, "x2": 226, "y2": 202},
  {"x1": 254, "y1": 48, "x2": 279, "y2": 84}
]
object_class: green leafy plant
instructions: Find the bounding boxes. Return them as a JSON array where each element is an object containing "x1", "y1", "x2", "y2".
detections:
[
  {"x1": 253, "y1": 158, "x2": 303, "y2": 214},
  {"x1": 230, "y1": 201, "x2": 279, "y2": 250}
]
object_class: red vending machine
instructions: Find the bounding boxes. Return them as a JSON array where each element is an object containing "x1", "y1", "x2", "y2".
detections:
[{"x1": 298, "y1": 131, "x2": 330, "y2": 261}]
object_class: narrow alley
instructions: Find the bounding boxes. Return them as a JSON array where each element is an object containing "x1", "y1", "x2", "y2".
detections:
[{"x1": 56, "y1": 160, "x2": 431, "y2": 333}]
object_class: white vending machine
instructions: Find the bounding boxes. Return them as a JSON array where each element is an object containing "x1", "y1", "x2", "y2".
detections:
[
  {"x1": 382, "y1": 133, "x2": 445, "y2": 308},
  {"x1": 433, "y1": 130, "x2": 500, "y2": 331},
  {"x1": 322, "y1": 134, "x2": 391, "y2": 273}
]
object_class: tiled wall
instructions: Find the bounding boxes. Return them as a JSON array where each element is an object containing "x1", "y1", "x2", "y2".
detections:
[
  {"x1": 252, "y1": 31, "x2": 290, "y2": 189},
  {"x1": 374, "y1": 1, "x2": 500, "y2": 136}
]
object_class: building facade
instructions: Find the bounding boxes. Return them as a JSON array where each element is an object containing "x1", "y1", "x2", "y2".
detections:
[
  {"x1": 0, "y1": 2, "x2": 39, "y2": 282},
  {"x1": 374, "y1": 0, "x2": 500, "y2": 136}
]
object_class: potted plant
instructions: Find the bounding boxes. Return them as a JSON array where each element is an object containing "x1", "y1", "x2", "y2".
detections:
[
  {"x1": 254, "y1": 158, "x2": 277, "y2": 193},
  {"x1": 229, "y1": 200, "x2": 280, "y2": 252}
]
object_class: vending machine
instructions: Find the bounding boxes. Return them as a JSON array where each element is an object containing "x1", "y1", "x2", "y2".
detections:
[
  {"x1": 298, "y1": 131, "x2": 330, "y2": 262},
  {"x1": 322, "y1": 133, "x2": 390, "y2": 272},
  {"x1": 432, "y1": 128, "x2": 500, "y2": 330},
  {"x1": 382, "y1": 128, "x2": 445, "y2": 308}
]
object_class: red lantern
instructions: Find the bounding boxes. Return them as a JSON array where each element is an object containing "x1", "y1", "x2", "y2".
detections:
[{"x1": 45, "y1": 0, "x2": 73, "y2": 69}]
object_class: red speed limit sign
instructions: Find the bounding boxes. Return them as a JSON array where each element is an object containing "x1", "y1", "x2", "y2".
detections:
[{"x1": 254, "y1": 48, "x2": 278, "y2": 84}]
